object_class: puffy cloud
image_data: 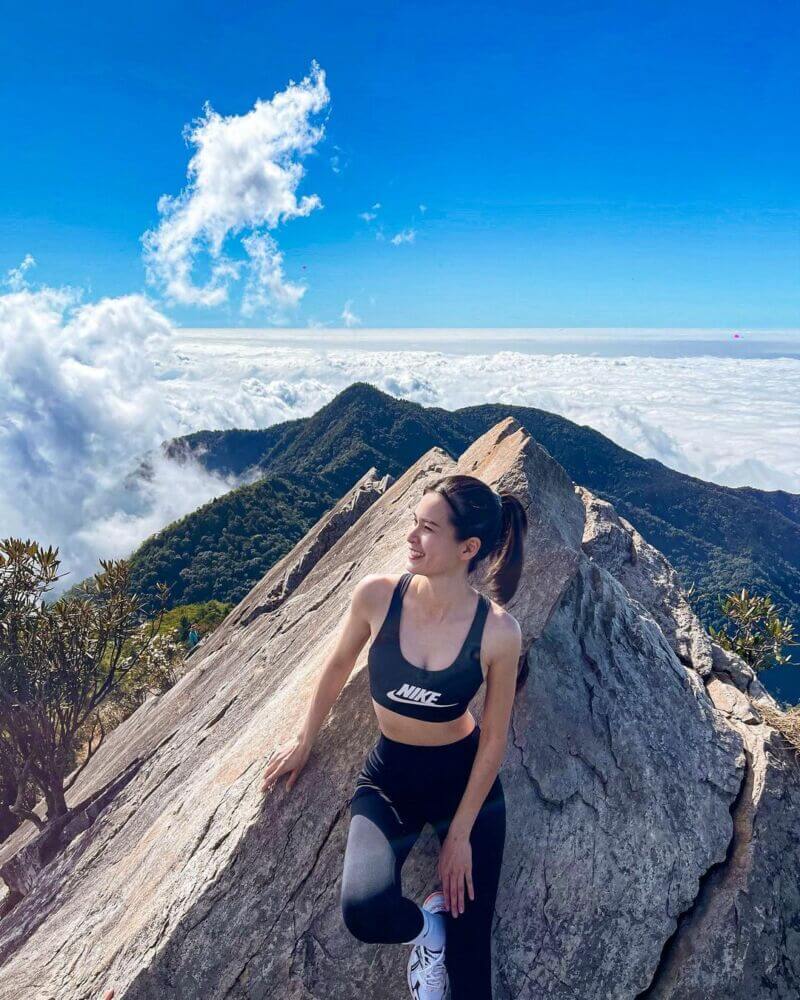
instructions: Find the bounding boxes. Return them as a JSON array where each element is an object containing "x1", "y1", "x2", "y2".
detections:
[
  {"x1": 340, "y1": 299, "x2": 361, "y2": 327},
  {"x1": 0, "y1": 279, "x2": 238, "y2": 594},
  {"x1": 390, "y1": 228, "x2": 416, "y2": 245},
  {"x1": 150, "y1": 332, "x2": 799, "y2": 493},
  {"x1": 141, "y1": 61, "x2": 329, "y2": 317}
]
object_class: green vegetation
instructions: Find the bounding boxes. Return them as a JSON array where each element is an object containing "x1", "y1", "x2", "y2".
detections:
[
  {"x1": 706, "y1": 587, "x2": 796, "y2": 673},
  {"x1": 0, "y1": 538, "x2": 171, "y2": 830},
  {"x1": 159, "y1": 600, "x2": 232, "y2": 646},
  {"x1": 122, "y1": 474, "x2": 334, "y2": 608},
  {"x1": 104, "y1": 599, "x2": 232, "y2": 727},
  {"x1": 0, "y1": 540, "x2": 227, "y2": 839}
]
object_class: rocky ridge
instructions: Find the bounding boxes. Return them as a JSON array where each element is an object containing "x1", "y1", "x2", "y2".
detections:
[{"x1": 0, "y1": 417, "x2": 797, "y2": 999}]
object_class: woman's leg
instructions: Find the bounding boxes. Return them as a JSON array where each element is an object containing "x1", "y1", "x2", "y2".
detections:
[
  {"x1": 340, "y1": 786, "x2": 426, "y2": 944},
  {"x1": 431, "y1": 777, "x2": 506, "y2": 999}
]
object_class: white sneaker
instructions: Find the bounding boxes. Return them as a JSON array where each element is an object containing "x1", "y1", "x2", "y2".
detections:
[
  {"x1": 407, "y1": 890, "x2": 449, "y2": 999},
  {"x1": 407, "y1": 945, "x2": 448, "y2": 1000}
]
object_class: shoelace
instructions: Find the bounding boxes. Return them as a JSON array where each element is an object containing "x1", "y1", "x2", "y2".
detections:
[{"x1": 418, "y1": 946, "x2": 448, "y2": 990}]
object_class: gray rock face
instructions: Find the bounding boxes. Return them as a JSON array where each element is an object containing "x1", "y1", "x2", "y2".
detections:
[{"x1": 1, "y1": 417, "x2": 799, "y2": 999}]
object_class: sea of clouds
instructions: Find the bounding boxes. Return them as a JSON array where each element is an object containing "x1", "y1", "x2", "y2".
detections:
[{"x1": 2, "y1": 287, "x2": 798, "y2": 598}]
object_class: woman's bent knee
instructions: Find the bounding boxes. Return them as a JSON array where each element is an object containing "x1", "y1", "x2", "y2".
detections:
[{"x1": 341, "y1": 889, "x2": 398, "y2": 943}]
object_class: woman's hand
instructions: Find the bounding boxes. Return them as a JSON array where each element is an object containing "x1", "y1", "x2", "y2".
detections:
[
  {"x1": 260, "y1": 736, "x2": 311, "y2": 794},
  {"x1": 438, "y1": 826, "x2": 475, "y2": 917}
]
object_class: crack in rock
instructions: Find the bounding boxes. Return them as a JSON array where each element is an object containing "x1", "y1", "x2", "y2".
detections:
[{"x1": 634, "y1": 734, "x2": 754, "y2": 998}]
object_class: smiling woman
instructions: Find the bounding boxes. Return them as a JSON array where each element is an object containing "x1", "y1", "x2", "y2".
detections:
[{"x1": 337, "y1": 474, "x2": 527, "y2": 999}]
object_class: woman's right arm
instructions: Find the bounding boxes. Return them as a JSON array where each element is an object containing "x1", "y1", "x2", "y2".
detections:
[{"x1": 260, "y1": 574, "x2": 378, "y2": 794}]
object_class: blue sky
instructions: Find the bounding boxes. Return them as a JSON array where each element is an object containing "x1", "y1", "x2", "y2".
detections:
[{"x1": 2, "y1": 0, "x2": 798, "y2": 328}]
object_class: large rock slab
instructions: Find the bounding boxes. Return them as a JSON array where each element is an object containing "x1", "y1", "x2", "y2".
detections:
[{"x1": 1, "y1": 416, "x2": 799, "y2": 999}]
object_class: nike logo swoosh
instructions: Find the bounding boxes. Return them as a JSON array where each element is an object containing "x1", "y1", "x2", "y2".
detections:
[{"x1": 387, "y1": 690, "x2": 459, "y2": 708}]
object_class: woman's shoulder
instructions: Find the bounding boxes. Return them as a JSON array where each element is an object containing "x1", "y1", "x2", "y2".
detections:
[
  {"x1": 482, "y1": 596, "x2": 522, "y2": 664},
  {"x1": 482, "y1": 591, "x2": 519, "y2": 625},
  {"x1": 352, "y1": 572, "x2": 403, "y2": 609},
  {"x1": 348, "y1": 574, "x2": 404, "y2": 638}
]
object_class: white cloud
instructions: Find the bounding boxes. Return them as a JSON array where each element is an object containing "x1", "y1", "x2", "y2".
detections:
[
  {"x1": 359, "y1": 202, "x2": 381, "y2": 222},
  {"x1": 419, "y1": 203, "x2": 427, "y2": 213},
  {"x1": 390, "y1": 228, "x2": 416, "y2": 245},
  {"x1": 4, "y1": 254, "x2": 36, "y2": 291},
  {"x1": 340, "y1": 299, "x2": 361, "y2": 327},
  {"x1": 141, "y1": 61, "x2": 329, "y2": 318},
  {"x1": 329, "y1": 144, "x2": 349, "y2": 174},
  {"x1": 0, "y1": 281, "x2": 239, "y2": 595}
]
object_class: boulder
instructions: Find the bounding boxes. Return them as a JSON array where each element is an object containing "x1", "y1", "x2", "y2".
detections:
[{"x1": 0, "y1": 417, "x2": 798, "y2": 999}]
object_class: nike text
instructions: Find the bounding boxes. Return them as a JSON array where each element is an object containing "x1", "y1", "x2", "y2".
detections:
[{"x1": 386, "y1": 683, "x2": 458, "y2": 708}]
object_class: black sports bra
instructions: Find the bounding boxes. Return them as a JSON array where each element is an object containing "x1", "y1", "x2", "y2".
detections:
[{"x1": 368, "y1": 573, "x2": 490, "y2": 723}]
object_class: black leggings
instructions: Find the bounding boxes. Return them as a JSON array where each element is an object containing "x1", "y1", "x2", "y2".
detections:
[{"x1": 340, "y1": 726, "x2": 506, "y2": 999}]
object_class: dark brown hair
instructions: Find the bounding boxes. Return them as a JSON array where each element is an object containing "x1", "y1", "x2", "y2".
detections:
[{"x1": 422, "y1": 474, "x2": 530, "y2": 690}]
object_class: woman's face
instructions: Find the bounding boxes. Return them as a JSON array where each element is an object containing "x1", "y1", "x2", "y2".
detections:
[{"x1": 405, "y1": 492, "x2": 478, "y2": 576}]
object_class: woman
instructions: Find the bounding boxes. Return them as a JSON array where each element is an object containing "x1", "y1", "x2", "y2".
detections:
[{"x1": 261, "y1": 474, "x2": 528, "y2": 999}]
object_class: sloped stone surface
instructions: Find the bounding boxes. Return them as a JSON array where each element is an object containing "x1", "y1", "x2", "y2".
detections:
[
  {"x1": 0, "y1": 417, "x2": 798, "y2": 999},
  {"x1": 225, "y1": 466, "x2": 393, "y2": 631},
  {"x1": 580, "y1": 488, "x2": 716, "y2": 677}
]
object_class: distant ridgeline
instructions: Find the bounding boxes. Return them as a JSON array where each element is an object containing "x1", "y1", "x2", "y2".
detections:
[{"x1": 67, "y1": 382, "x2": 800, "y2": 702}]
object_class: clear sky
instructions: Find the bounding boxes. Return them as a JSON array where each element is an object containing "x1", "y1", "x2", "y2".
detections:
[{"x1": 1, "y1": 0, "x2": 798, "y2": 328}]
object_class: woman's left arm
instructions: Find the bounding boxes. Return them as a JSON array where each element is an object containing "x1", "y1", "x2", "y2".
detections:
[{"x1": 439, "y1": 612, "x2": 522, "y2": 915}]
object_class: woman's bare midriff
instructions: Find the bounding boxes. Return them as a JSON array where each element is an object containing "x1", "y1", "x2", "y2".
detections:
[{"x1": 372, "y1": 699, "x2": 478, "y2": 746}]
